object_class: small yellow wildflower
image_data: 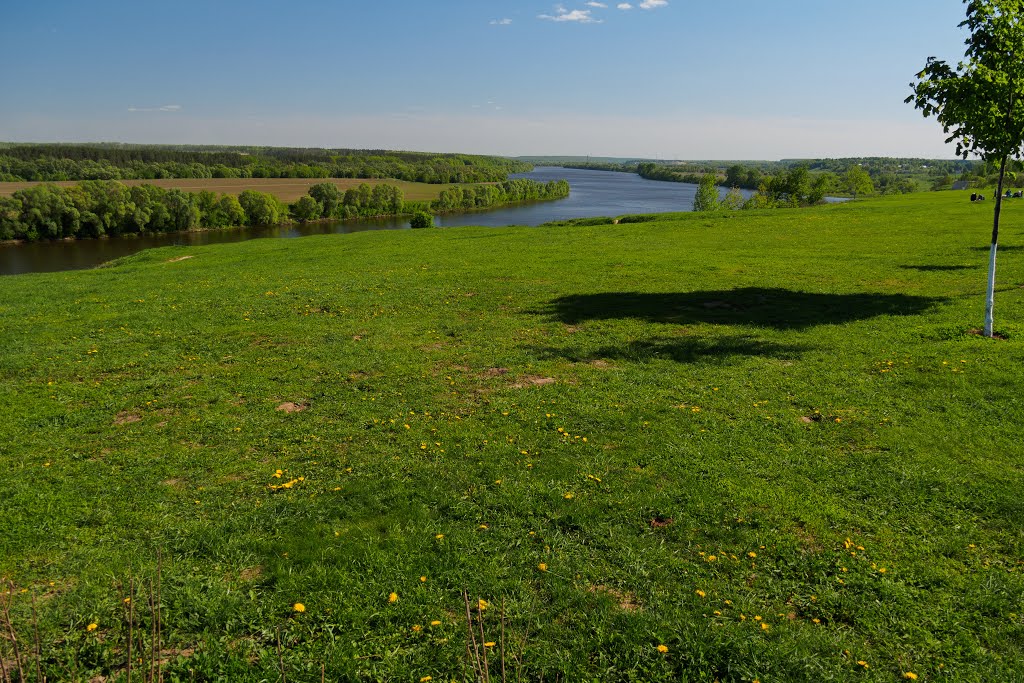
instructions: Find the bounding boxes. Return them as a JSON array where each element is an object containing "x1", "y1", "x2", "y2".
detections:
[
  {"x1": 420, "y1": 677, "x2": 433, "y2": 682},
  {"x1": 435, "y1": 534, "x2": 444, "y2": 539},
  {"x1": 747, "y1": 552, "x2": 757, "y2": 558},
  {"x1": 430, "y1": 620, "x2": 442, "y2": 626},
  {"x1": 538, "y1": 563, "x2": 548, "y2": 572},
  {"x1": 86, "y1": 622, "x2": 98, "y2": 632},
  {"x1": 563, "y1": 492, "x2": 574, "y2": 499},
  {"x1": 904, "y1": 674, "x2": 918, "y2": 680},
  {"x1": 760, "y1": 622, "x2": 770, "y2": 631},
  {"x1": 695, "y1": 590, "x2": 706, "y2": 598},
  {"x1": 707, "y1": 555, "x2": 717, "y2": 562},
  {"x1": 389, "y1": 592, "x2": 399, "y2": 603},
  {"x1": 656, "y1": 644, "x2": 669, "y2": 653},
  {"x1": 420, "y1": 575, "x2": 427, "y2": 582},
  {"x1": 478, "y1": 598, "x2": 488, "y2": 611},
  {"x1": 812, "y1": 618, "x2": 821, "y2": 624},
  {"x1": 123, "y1": 597, "x2": 131, "y2": 604},
  {"x1": 484, "y1": 641, "x2": 496, "y2": 647},
  {"x1": 412, "y1": 624, "x2": 422, "y2": 632},
  {"x1": 293, "y1": 603, "x2": 306, "y2": 613},
  {"x1": 858, "y1": 661, "x2": 869, "y2": 668},
  {"x1": 754, "y1": 615, "x2": 762, "y2": 621}
]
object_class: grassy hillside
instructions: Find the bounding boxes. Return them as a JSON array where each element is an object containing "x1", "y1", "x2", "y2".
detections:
[{"x1": 0, "y1": 192, "x2": 1022, "y2": 681}]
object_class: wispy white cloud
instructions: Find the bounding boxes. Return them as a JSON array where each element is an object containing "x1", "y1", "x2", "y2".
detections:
[
  {"x1": 617, "y1": 2, "x2": 633, "y2": 7},
  {"x1": 490, "y1": 18, "x2": 512, "y2": 25},
  {"x1": 538, "y1": 5, "x2": 602, "y2": 23},
  {"x1": 586, "y1": 2, "x2": 608, "y2": 7},
  {"x1": 639, "y1": 0, "x2": 668, "y2": 8},
  {"x1": 127, "y1": 104, "x2": 182, "y2": 113}
]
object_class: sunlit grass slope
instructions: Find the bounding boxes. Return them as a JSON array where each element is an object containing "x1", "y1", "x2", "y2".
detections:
[{"x1": 0, "y1": 192, "x2": 1022, "y2": 681}]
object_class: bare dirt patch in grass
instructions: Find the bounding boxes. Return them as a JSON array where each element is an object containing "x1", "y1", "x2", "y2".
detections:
[
  {"x1": 511, "y1": 375, "x2": 556, "y2": 388},
  {"x1": 276, "y1": 402, "x2": 307, "y2": 413},
  {"x1": 587, "y1": 585, "x2": 641, "y2": 612},
  {"x1": 238, "y1": 566, "x2": 263, "y2": 582},
  {"x1": 166, "y1": 255, "x2": 194, "y2": 263},
  {"x1": 114, "y1": 411, "x2": 141, "y2": 425}
]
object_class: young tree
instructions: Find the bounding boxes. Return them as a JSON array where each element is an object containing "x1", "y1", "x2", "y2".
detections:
[
  {"x1": 842, "y1": 165, "x2": 874, "y2": 199},
  {"x1": 692, "y1": 173, "x2": 720, "y2": 212},
  {"x1": 907, "y1": 0, "x2": 1024, "y2": 337}
]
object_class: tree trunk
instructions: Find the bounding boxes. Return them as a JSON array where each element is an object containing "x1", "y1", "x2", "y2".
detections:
[{"x1": 984, "y1": 155, "x2": 1007, "y2": 338}]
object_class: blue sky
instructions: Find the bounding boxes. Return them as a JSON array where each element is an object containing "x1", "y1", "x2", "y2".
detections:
[{"x1": 0, "y1": 0, "x2": 972, "y2": 159}]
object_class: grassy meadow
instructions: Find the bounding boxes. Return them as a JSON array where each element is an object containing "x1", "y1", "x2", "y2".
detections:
[
  {"x1": 0, "y1": 177, "x2": 453, "y2": 203},
  {"x1": 0, "y1": 191, "x2": 1022, "y2": 681}
]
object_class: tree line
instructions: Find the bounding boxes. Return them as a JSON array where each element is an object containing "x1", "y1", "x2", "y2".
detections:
[
  {"x1": 0, "y1": 144, "x2": 532, "y2": 184},
  {"x1": 432, "y1": 179, "x2": 570, "y2": 211},
  {"x1": 0, "y1": 178, "x2": 569, "y2": 242}
]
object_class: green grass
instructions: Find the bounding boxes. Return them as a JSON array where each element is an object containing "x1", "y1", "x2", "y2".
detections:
[{"x1": 1, "y1": 192, "x2": 1022, "y2": 682}]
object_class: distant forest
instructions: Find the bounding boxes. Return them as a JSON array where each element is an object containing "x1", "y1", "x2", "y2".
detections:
[
  {"x1": 557, "y1": 157, "x2": 994, "y2": 196},
  {"x1": 0, "y1": 143, "x2": 532, "y2": 184}
]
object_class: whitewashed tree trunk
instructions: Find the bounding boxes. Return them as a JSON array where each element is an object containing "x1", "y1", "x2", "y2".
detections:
[{"x1": 984, "y1": 155, "x2": 1007, "y2": 338}]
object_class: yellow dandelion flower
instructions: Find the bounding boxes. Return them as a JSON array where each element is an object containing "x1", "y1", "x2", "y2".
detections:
[
  {"x1": 420, "y1": 576, "x2": 427, "y2": 582},
  {"x1": 86, "y1": 622, "x2": 98, "y2": 632},
  {"x1": 707, "y1": 555, "x2": 717, "y2": 562},
  {"x1": 538, "y1": 563, "x2": 548, "y2": 572},
  {"x1": 484, "y1": 641, "x2": 496, "y2": 647},
  {"x1": 858, "y1": 661, "x2": 869, "y2": 668},
  {"x1": 812, "y1": 618, "x2": 821, "y2": 624},
  {"x1": 435, "y1": 533, "x2": 444, "y2": 539},
  {"x1": 563, "y1": 492, "x2": 574, "y2": 499},
  {"x1": 760, "y1": 622, "x2": 770, "y2": 631},
  {"x1": 656, "y1": 644, "x2": 669, "y2": 653},
  {"x1": 754, "y1": 615, "x2": 762, "y2": 621},
  {"x1": 412, "y1": 624, "x2": 422, "y2": 632},
  {"x1": 420, "y1": 677, "x2": 433, "y2": 682},
  {"x1": 478, "y1": 599, "x2": 488, "y2": 611},
  {"x1": 389, "y1": 592, "x2": 399, "y2": 603},
  {"x1": 123, "y1": 597, "x2": 131, "y2": 604},
  {"x1": 903, "y1": 673, "x2": 918, "y2": 680},
  {"x1": 748, "y1": 551, "x2": 757, "y2": 558},
  {"x1": 695, "y1": 590, "x2": 706, "y2": 598},
  {"x1": 430, "y1": 620, "x2": 441, "y2": 626},
  {"x1": 293, "y1": 603, "x2": 306, "y2": 613}
]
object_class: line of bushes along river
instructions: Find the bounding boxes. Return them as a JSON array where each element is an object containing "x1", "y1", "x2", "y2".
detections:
[{"x1": 0, "y1": 178, "x2": 570, "y2": 242}]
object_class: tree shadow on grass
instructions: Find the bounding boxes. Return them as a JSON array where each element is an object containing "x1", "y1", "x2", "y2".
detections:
[
  {"x1": 527, "y1": 335, "x2": 809, "y2": 365},
  {"x1": 900, "y1": 264, "x2": 977, "y2": 272},
  {"x1": 543, "y1": 288, "x2": 945, "y2": 331}
]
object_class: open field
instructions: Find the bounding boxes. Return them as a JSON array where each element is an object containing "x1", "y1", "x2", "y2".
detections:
[
  {"x1": 0, "y1": 177, "x2": 455, "y2": 203},
  {"x1": 1, "y1": 193, "x2": 1022, "y2": 681}
]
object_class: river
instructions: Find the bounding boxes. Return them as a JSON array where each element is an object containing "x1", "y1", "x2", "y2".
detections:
[{"x1": 1, "y1": 167, "x2": 742, "y2": 276}]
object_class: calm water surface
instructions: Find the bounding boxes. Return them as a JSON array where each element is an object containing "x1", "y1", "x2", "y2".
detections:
[{"x1": 1, "y1": 167, "x2": 744, "y2": 276}]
